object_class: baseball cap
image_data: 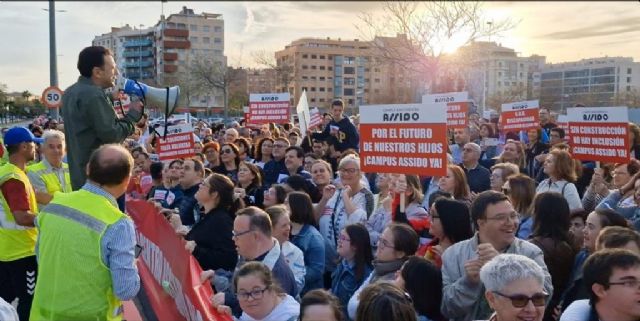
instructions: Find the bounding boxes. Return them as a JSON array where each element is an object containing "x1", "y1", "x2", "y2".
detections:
[{"x1": 4, "y1": 127, "x2": 44, "y2": 146}]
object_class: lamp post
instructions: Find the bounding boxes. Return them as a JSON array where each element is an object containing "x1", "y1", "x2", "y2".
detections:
[{"x1": 43, "y1": 1, "x2": 66, "y2": 120}]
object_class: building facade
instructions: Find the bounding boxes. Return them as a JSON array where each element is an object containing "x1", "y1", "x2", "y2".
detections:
[
  {"x1": 92, "y1": 25, "x2": 155, "y2": 82},
  {"x1": 539, "y1": 56, "x2": 640, "y2": 111},
  {"x1": 274, "y1": 35, "x2": 420, "y2": 113}
]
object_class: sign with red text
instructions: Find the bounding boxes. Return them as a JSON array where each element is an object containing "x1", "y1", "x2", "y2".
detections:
[
  {"x1": 113, "y1": 92, "x2": 131, "y2": 119},
  {"x1": 156, "y1": 124, "x2": 195, "y2": 161},
  {"x1": 568, "y1": 107, "x2": 629, "y2": 163},
  {"x1": 309, "y1": 107, "x2": 323, "y2": 128},
  {"x1": 127, "y1": 200, "x2": 232, "y2": 321},
  {"x1": 359, "y1": 103, "x2": 448, "y2": 176},
  {"x1": 446, "y1": 102, "x2": 469, "y2": 128},
  {"x1": 422, "y1": 91, "x2": 468, "y2": 105},
  {"x1": 501, "y1": 100, "x2": 540, "y2": 132},
  {"x1": 248, "y1": 93, "x2": 290, "y2": 124}
]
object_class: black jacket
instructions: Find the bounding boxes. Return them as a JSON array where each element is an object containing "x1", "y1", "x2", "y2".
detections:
[
  {"x1": 185, "y1": 207, "x2": 238, "y2": 271},
  {"x1": 312, "y1": 116, "x2": 359, "y2": 152}
]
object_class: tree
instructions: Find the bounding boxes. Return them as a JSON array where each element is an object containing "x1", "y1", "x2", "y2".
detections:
[
  {"x1": 486, "y1": 84, "x2": 528, "y2": 112},
  {"x1": 0, "y1": 83, "x2": 7, "y2": 107},
  {"x1": 357, "y1": 2, "x2": 517, "y2": 93},
  {"x1": 187, "y1": 54, "x2": 242, "y2": 118},
  {"x1": 252, "y1": 49, "x2": 294, "y2": 94},
  {"x1": 613, "y1": 89, "x2": 640, "y2": 108}
]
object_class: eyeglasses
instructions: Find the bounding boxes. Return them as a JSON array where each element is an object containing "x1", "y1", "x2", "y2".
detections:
[
  {"x1": 221, "y1": 148, "x2": 234, "y2": 154},
  {"x1": 607, "y1": 279, "x2": 640, "y2": 290},
  {"x1": 338, "y1": 234, "x2": 351, "y2": 243},
  {"x1": 273, "y1": 144, "x2": 287, "y2": 148},
  {"x1": 237, "y1": 287, "x2": 268, "y2": 301},
  {"x1": 377, "y1": 238, "x2": 395, "y2": 250},
  {"x1": 232, "y1": 229, "x2": 254, "y2": 238},
  {"x1": 493, "y1": 291, "x2": 548, "y2": 308},
  {"x1": 339, "y1": 168, "x2": 358, "y2": 174},
  {"x1": 485, "y1": 212, "x2": 519, "y2": 224},
  {"x1": 205, "y1": 150, "x2": 218, "y2": 155}
]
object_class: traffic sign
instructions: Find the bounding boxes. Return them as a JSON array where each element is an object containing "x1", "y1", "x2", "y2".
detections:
[{"x1": 41, "y1": 86, "x2": 63, "y2": 109}]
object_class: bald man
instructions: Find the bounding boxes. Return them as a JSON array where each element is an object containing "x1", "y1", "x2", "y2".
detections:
[
  {"x1": 460, "y1": 142, "x2": 491, "y2": 193},
  {"x1": 30, "y1": 144, "x2": 140, "y2": 320}
]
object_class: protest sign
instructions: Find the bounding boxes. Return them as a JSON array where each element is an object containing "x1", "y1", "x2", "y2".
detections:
[
  {"x1": 421, "y1": 91, "x2": 468, "y2": 105},
  {"x1": 111, "y1": 91, "x2": 131, "y2": 119},
  {"x1": 296, "y1": 90, "x2": 311, "y2": 135},
  {"x1": 556, "y1": 114, "x2": 570, "y2": 142},
  {"x1": 359, "y1": 103, "x2": 448, "y2": 176},
  {"x1": 309, "y1": 107, "x2": 323, "y2": 128},
  {"x1": 422, "y1": 91, "x2": 470, "y2": 129},
  {"x1": 568, "y1": 107, "x2": 629, "y2": 164},
  {"x1": 127, "y1": 200, "x2": 231, "y2": 321},
  {"x1": 248, "y1": 93, "x2": 290, "y2": 125},
  {"x1": 500, "y1": 100, "x2": 540, "y2": 132},
  {"x1": 155, "y1": 123, "x2": 195, "y2": 161}
]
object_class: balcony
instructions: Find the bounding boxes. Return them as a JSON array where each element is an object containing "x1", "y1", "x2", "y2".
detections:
[
  {"x1": 163, "y1": 28, "x2": 189, "y2": 38},
  {"x1": 164, "y1": 40, "x2": 190, "y2": 49},
  {"x1": 123, "y1": 39, "x2": 153, "y2": 47},
  {"x1": 122, "y1": 50, "x2": 153, "y2": 58},
  {"x1": 164, "y1": 52, "x2": 178, "y2": 61},
  {"x1": 164, "y1": 64, "x2": 178, "y2": 73},
  {"x1": 124, "y1": 60, "x2": 154, "y2": 68},
  {"x1": 126, "y1": 72, "x2": 154, "y2": 80}
]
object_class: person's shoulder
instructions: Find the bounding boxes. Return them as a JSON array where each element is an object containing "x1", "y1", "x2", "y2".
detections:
[{"x1": 513, "y1": 238, "x2": 545, "y2": 256}]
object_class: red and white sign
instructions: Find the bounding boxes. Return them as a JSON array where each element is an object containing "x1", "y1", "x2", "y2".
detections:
[
  {"x1": 568, "y1": 107, "x2": 629, "y2": 163},
  {"x1": 113, "y1": 91, "x2": 131, "y2": 119},
  {"x1": 501, "y1": 100, "x2": 540, "y2": 132},
  {"x1": 156, "y1": 124, "x2": 195, "y2": 161},
  {"x1": 248, "y1": 93, "x2": 290, "y2": 125},
  {"x1": 127, "y1": 200, "x2": 232, "y2": 321},
  {"x1": 446, "y1": 102, "x2": 469, "y2": 128},
  {"x1": 556, "y1": 114, "x2": 570, "y2": 142},
  {"x1": 422, "y1": 91, "x2": 468, "y2": 105},
  {"x1": 309, "y1": 107, "x2": 322, "y2": 128},
  {"x1": 41, "y1": 86, "x2": 63, "y2": 108},
  {"x1": 359, "y1": 103, "x2": 448, "y2": 176}
]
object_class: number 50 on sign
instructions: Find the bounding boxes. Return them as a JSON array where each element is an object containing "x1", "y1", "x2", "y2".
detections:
[{"x1": 41, "y1": 86, "x2": 64, "y2": 109}]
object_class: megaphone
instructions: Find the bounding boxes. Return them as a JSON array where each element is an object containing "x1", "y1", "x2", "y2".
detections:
[{"x1": 116, "y1": 76, "x2": 180, "y2": 117}]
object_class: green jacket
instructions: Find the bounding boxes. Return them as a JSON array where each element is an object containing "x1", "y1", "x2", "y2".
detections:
[{"x1": 61, "y1": 76, "x2": 141, "y2": 190}]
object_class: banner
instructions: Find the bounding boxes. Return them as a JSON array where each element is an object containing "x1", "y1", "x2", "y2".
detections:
[
  {"x1": 421, "y1": 91, "x2": 468, "y2": 105},
  {"x1": 113, "y1": 91, "x2": 131, "y2": 119},
  {"x1": 446, "y1": 102, "x2": 469, "y2": 129},
  {"x1": 568, "y1": 107, "x2": 629, "y2": 164},
  {"x1": 359, "y1": 103, "x2": 448, "y2": 176},
  {"x1": 500, "y1": 100, "x2": 540, "y2": 132},
  {"x1": 296, "y1": 90, "x2": 311, "y2": 135},
  {"x1": 156, "y1": 124, "x2": 195, "y2": 161},
  {"x1": 309, "y1": 107, "x2": 323, "y2": 128},
  {"x1": 127, "y1": 200, "x2": 232, "y2": 321},
  {"x1": 249, "y1": 93, "x2": 290, "y2": 125}
]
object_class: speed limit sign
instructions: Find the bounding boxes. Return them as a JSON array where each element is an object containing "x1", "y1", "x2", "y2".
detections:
[{"x1": 41, "y1": 86, "x2": 63, "y2": 109}]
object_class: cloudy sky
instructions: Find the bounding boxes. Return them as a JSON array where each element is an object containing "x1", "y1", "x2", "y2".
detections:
[{"x1": 1, "y1": 1, "x2": 639, "y2": 95}]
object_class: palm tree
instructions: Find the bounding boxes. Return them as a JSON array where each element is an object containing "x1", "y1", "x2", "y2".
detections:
[{"x1": 21, "y1": 90, "x2": 32, "y2": 101}]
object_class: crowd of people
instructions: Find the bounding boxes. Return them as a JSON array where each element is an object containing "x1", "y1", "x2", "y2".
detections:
[{"x1": 3, "y1": 46, "x2": 640, "y2": 321}]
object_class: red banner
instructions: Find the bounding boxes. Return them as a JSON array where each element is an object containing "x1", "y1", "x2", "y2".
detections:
[
  {"x1": 500, "y1": 100, "x2": 540, "y2": 132},
  {"x1": 248, "y1": 93, "x2": 290, "y2": 125},
  {"x1": 127, "y1": 200, "x2": 232, "y2": 321},
  {"x1": 156, "y1": 124, "x2": 196, "y2": 161},
  {"x1": 446, "y1": 102, "x2": 469, "y2": 129},
  {"x1": 568, "y1": 107, "x2": 629, "y2": 164}
]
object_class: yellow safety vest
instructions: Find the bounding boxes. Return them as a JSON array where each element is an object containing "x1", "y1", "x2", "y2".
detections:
[
  {"x1": 30, "y1": 190, "x2": 127, "y2": 321},
  {"x1": 26, "y1": 160, "x2": 72, "y2": 195},
  {"x1": 0, "y1": 162, "x2": 39, "y2": 261}
]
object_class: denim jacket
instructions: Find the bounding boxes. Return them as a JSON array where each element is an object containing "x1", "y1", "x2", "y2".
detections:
[
  {"x1": 331, "y1": 260, "x2": 372, "y2": 318},
  {"x1": 290, "y1": 224, "x2": 326, "y2": 294},
  {"x1": 596, "y1": 190, "x2": 640, "y2": 229}
]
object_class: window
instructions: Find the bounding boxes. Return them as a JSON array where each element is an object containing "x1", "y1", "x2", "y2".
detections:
[
  {"x1": 203, "y1": 25, "x2": 210, "y2": 32},
  {"x1": 628, "y1": 77, "x2": 632, "y2": 83},
  {"x1": 214, "y1": 38, "x2": 222, "y2": 44},
  {"x1": 319, "y1": 66, "x2": 325, "y2": 70},
  {"x1": 190, "y1": 24, "x2": 198, "y2": 31},
  {"x1": 344, "y1": 78, "x2": 355, "y2": 85},
  {"x1": 319, "y1": 77, "x2": 325, "y2": 81},
  {"x1": 345, "y1": 57, "x2": 356, "y2": 65},
  {"x1": 374, "y1": 68, "x2": 380, "y2": 72},
  {"x1": 374, "y1": 78, "x2": 380, "y2": 83},
  {"x1": 311, "y1": 65, "x2": 317, "y2": 70},
  {"x1": 214, "y1": 26, "x2": 222, "y2": 32},
  {"x1": 302, "y1": 87, "x2": 308, "y2": 91},
  {"x1": 365, "y1": 78, "x2": 370, "y2": 83},
  {"x1": 498, "y1": 71, "x2": 502, "y2": 76},
  {"x1": 498, "y1": 81, "x2": 501, "y2": 86},
  {"x1": 519, "y1": 72, "x2": 523, "y2": 78},
  {"x1": 319, "y1": 87, "x2": 325, "y2": 92},
  {"x1": 319, "y1": 55, "x2": 325, "y2": 59},
  {"x1": 364, "y1": 89, "x2": 369, "y2": 93},
  {"x1": 311, "y1": 87, "x2": 316, "y2": 92},
  {"x1": 328, "y1": 87, "x2": 333, "y2": 92},
  {"x1": 335, "y1": 66, "x2": 343, "y2": 75},
  {"x1": 303, "y1": 54, "x2": 308, "y2": 58},
  {"x1": 348, "y1": 99, "x2": 354, "y2": 105},
  {"x1": 319, "y1": 98, "x2": 325, "y2": 102},
  {"x1": 203, "y1": 37, "x2": 210, "y2": 44},
  {"x1": 302, "y1": 76, "x2": 308, "y2": 80},
  {"x1": 328, "y1": 66, "x2": 333, "y2": 71},
  {"x1": 344, "y1": 88, "x2": 354, "y2": 95},
  {"x1": 311, "y1": 98, "x2": 316, "y2": 102},
  {"x1": 628, "y1": 86, "x2": 632, "y2": 91},
  {"x1": 344, "y1": 67, "x2": 355, "y2": 74},
  {"x1": 311, "y1": 55, "x2": 317, "y2": 59},
  {"x1": 302, "y1": 65, "x2": 309, "y2": 70},
  {"x1": 310, "y1": 76, "x2": 317, "y2": 80},
  {"x1": 190, "y1": 36, "x2": 199, "y2": 43}
]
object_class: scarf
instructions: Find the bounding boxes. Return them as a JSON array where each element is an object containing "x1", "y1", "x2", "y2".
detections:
[{"x1": 371, "y1": 257, "x2": 407, "y2": 283}]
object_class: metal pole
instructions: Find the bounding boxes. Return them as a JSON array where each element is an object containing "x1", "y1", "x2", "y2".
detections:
[{"x1": 48, "y1": 0, "x2": 59, "y2": 120}]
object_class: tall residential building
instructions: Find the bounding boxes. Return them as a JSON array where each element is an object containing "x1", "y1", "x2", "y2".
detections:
[
  {"x1": 450, "y1": 41, "x2": 545, "y2": 111},
  {"x1": 247, "y1": 68, "x2": 278, "y2": 94},
  {"x1": 92, "y1": 6, "x2": 226, "y2": 113},
  {"x1": 539, "y1": 56, "x2": 640, "y2": 111},
  {"x1": 274, "y1": 35, "x2": 420, "y2": 113}
]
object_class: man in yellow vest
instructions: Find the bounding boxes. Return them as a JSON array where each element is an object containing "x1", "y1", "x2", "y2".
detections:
[
  {"x1": 26, "y1": 129, "x2": 71, "y2": 209},
  {"x1": 0, "y1": 126, "x2": 41, "y2": 321},
  {"x1": 30, "y1": 144, "x2": 140, "y2": 320}
]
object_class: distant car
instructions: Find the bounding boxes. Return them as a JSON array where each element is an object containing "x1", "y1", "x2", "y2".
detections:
[{"x1": 208, "y1": 117, "x2": 224, "y2": 124}]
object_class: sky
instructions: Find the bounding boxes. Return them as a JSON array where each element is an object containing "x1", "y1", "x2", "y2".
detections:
[{"x1": 1, "y1": 1, "x2": 639, "y2": 95}]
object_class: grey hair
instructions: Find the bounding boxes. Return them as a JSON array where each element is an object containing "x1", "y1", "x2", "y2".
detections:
[
  {"x1": 338, "y1": 154, "x2": 360, "y2": 170},
  {"x1": 464, "y1": 142, "x2": 481, "y2": 154},
  {"x1": 479, "y1": 254, "x2": 544, "y2": 292},
  {"x1": 41, "y1": 129, "x2": 65, "y2": 145}
]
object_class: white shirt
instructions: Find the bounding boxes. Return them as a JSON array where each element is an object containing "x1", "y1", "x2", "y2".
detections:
[
  {"x1": 239, "y1": 294, "x2": 300, "y2": 321},
  {"x1": 536, "y1": 178, "x2": 583, "y2": 211},
  {"x1": 559, "y1": 299, "x2": 589, "y2": 321}
]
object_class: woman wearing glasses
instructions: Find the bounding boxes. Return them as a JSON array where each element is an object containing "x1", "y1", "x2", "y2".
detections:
[
  {"x1": 221, "y1": 262, "x2": 299, "y2": 321},
  {"x1": 346, "y1": 223, "x2": 419, "y2": 320},
  {"x1": 213, "y1": 142, "x2": 241, "y2": 182},
  {"x1": 183, "y1": 173, "x2": 244, "y2": 271},
  {"x1": 479, "y1": 254, "x2": 547, "y2": 321}
]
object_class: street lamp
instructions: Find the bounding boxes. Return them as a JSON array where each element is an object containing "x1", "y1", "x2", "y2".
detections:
[{"x1": 43, "y1": 1, "x2": 66, "y2": 120}]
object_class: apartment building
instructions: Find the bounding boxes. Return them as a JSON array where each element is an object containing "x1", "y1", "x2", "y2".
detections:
[
  {"x1": 92, "y1": 25, "x2": 155, "y2": 82},
  {"x1": 274, "y1": 35, "x2": 420, "y2": 113},
  {"x1": 539, "y1": 56, "x2": 640, "y2": 111}
]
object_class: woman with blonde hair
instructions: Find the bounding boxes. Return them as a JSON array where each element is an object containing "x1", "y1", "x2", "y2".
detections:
[
  {"x1": 503, "y1": 174, "x2": 536, "y2": 239},
  {"x1": 535, "y1": 149, "x2": 582, "y2": 212},
  {"x1": 496, "y1": 140, "x2": 526, "y2": 172}
]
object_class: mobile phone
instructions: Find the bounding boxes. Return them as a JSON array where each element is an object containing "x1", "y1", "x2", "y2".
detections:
[{"x1": 135, "y1": 244, "x2": 143, "y2": 258}]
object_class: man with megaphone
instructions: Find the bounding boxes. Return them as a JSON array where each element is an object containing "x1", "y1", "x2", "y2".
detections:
[{"x1": 61, "y1": 46, "x2": 179, "y2": 194}]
